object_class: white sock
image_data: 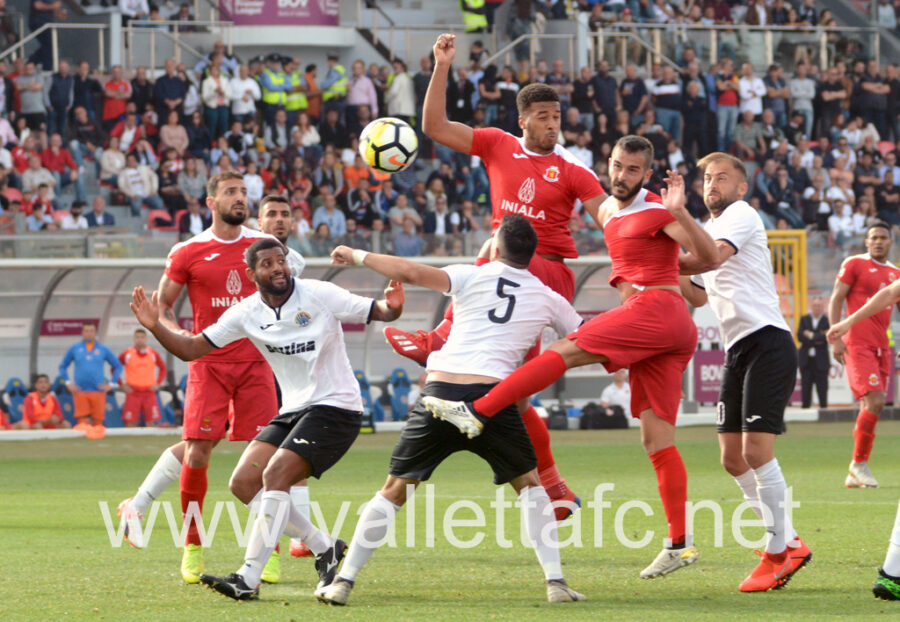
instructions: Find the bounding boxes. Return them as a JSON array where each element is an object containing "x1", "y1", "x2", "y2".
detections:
[
  {"x1": 236, "y1": 490, "x2": 291, "y2": 588},
  {"x1": 133, "y1": 448, "x2": 182, "y2": 512},
  {"x1": 753, "y1": 458, "x2": 794, "y2": 555},
  {"x1": 883, "y1": 500, "x2": 900, "y2": 577},
  {"x1": 290, "y1": 485, "x2": 311, "y2": 521},
  {"x1": 520, "y1": 486, "x2": 563, "y2": 581},
  {"x1": 736, "y1": 469, "x2": 799, "y2": 545},
  {"x1": 337, "y1": 492, "x2": 399, "y2": 583},
  {"x1": 284, "y1": 503, "x2": 331, "y2": 555}
]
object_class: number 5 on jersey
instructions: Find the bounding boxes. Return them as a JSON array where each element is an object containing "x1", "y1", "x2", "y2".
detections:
[{"x1": 488, "y1": 277, "x2": 520, "y2": 324}]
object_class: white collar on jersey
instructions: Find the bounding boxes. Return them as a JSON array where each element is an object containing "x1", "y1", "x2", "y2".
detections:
[
  {"x1": 861, "y1": 253, "x2": 895, "y2": 267},
  {"x1": 516, "y1": 137, "x2": 558, "y2": 158}
]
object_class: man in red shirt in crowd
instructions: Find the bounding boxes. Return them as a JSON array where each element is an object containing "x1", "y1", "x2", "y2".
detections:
[
  {"x1": 118, "y1": 328, "x2": 167, "y2": 427},
  {"x1": 13, "y1": 374, "x2": 70, "y2": 430},
  {"x1": 715, "y1": 58, "x2": 740, "y2": 152},
  {"x1": 11, "y1": 135, "x2": 38, "y2": 174},
  {"x1": 41, "y1": 133, "x2": 86, "y2": 202},
  {"x1": 103, "y1": 65, "x2": 132, "y2": 132}
]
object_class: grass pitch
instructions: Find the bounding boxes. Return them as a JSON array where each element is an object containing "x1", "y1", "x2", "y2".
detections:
[{"x1": 2, "y1": 421, "x2": 899, "y2": 621}]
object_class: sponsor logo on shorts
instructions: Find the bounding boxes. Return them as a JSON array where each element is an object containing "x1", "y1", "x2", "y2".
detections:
[
  {"x1": 716, "y1": 402, "x2": 725, "y2": 425},
  {"x1": 746, "y1": 415, "x2": 762, "y2": 424},
  {"x1": 292, "y1": 438, "x2": 309, "y2": 445},
  {"x1": 295, "y1": 311, "x2": 312, "y2": 327},
  {"x1": 265, "y1": 340, "x2": 316, "y2": 356},
  {"x1": 869, "y1": 373, "x2": 880, "y2": 386}
]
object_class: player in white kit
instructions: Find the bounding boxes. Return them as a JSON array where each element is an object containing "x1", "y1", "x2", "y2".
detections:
[
  {"x1": 128, "y1": 237, "x2": 405, "y2": 601},
  {"x1": 317, "y1": 215, "x2": 586, "y2": 606}
]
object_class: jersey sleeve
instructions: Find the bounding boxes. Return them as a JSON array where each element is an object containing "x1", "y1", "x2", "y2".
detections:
[
  {"x1": 837, "y1": 256, "x2": 858, "y2": 286},
  {"x1": 549, "y1": 293, "x2": 583, "y2": 336},
  {"x1": 288, "y1": 248, "x2": 306, "y2": 277},
  {"x1": 566, "y1": 156, "x2": 606, "y2": 201},
  {"x1": 304, "y1": 280, "x2": 375, "y2": 323},
  {"x1": 164, "y1": 242, "x2": 189, "y2": 284},
  {"x1": 469, "y1": 127, "x2": 507, "y2": 159},
  {"x1": 202, "y1": 303, "x2": 246, "y2": 349},
  {"x1": 441, "y1": 264, "x2": 479, "y2": 296},
  {"x1": 713, "y1": 202, "x2": 759, "y2": 253}
]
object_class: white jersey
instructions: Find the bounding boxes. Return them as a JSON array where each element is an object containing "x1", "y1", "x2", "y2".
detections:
[
  {"x1": 599, "y1": 382, "x2": 631, "y2": 417},
  {"x1": 203, "y1": 277, "x2": 373, "y2": 413},
  {"x1": 426, "y1": 262, "x2": 582, "y2": 378},
  {"x1": 287, "y1": 247, "x2": 306, "y2": 277},
  {"x1": 690, "y1": 200, "x2": 790, "y2": 350}
]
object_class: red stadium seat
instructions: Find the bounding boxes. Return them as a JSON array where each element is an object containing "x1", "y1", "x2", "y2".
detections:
[
  {"x1": 147, "y1": 209, "x2": 176, "y2": 231},
  {"x1": 879, "y1": 141, "x2": 895, "y2": 157}
]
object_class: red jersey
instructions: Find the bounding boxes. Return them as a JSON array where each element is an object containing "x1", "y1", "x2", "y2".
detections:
[
  {"x1": 837, "y1": 253, "x2": 900, "y2": 348},
  {"x1": 165, "y1": 226, "x2": 272, "y2": 362},
  {"x1": 103, "y1": 79, "x2": 132, "y2": 121},
  {"x1": 602, "y1": 189, "x2": 678, "y2": 287},
  {"x1": 23, "y1": 391, "x2": 62, "y2": 426},
  {"x1": 118, "y1": 346, "x2": 167, "y2": 390},
  {"x1": 470, "y1": 128, "x2": 605, "y2": 258}
]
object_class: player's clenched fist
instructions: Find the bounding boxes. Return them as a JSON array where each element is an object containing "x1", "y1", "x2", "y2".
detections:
[
  {"x1": 433, "y1": 33, "x2": 456, "y2": 65},
  {"x1": 384, "y1": 280, "x2": 405, "y2": 310},
  {"x1": 330, "y1": 245, "x2": 355, "y2": 265}
]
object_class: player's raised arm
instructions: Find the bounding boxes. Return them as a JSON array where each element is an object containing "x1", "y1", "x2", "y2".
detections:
[
  {"x1": 659, "y1": 171, "x2": 718, "y2": 267},
  {"x1": 155, "y1": 273, "x2": 192, "y2": 336},
  {"x1": 130, "y1": 286, "x2": 215, "y2": 361},
  {"x1": 827, "y1": 279, "x2": 900, "y2": 345},
  {"x1": 423, "y1": 34, "x2": 474, "y2": 155},
  {"x1": 331, "y1": 245, "x2": 452, "y2": 293}
]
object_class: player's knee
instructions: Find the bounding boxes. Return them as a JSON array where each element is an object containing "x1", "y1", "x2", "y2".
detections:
[
  {"x1": 228, "y1": 470, "x2": 258, "y2": 504},
  {"x1": 184, "y1": 440, "x2": 213, "y2": 468},
  {"x1": 261, "y1": 457, "x2": 296, "y2": 492},
  {"x1": 380, "y1": 477, "x2": 413, "y2": 506},
  {"x1": 865, "y1": 393, "x2": 885, "y2": 415},
  {"x1": 720, "y1": 453, "x2": 747, "y2": 476}
]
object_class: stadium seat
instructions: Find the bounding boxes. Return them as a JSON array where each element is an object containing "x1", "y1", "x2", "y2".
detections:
[
  {"x1": 879, "y1": 140, "x2": 895, "y2": 157},
  {"x1": 3, "y1": 377, "x2": 28, "y2": 424},
  {"x1": 354, "y1": 370, "x2": 384, "y2": 422},
  {"x1": 157, "y1": 390, "x2": 177, "y2": 426},
  {"x1": 147, "y1": 209, "x2": 177, "y2": 231},
  {"x1": 52, "y1": 376, "x2": 76, "y2": 426},
  {"x1": 388, "y1": 368, "x2": 412, "y2": 421},
  {"x1": 105, "y1": 391, "x2": 124, "y2": 428}
]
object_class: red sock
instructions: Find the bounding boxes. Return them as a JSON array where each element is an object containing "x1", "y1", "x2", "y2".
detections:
[
  {"x1": 473, "y1": 350, "x2": 568, "y2": 417},
  {"x1": 649, "y1": 446, "x2": 688, "y2": 546},
  {"x1": 853, "y1": 408, "x2": 879, "y2": 463},
  {"x1": 180, "y1": 463, "x2": 208, "y2": 546},
  {"x1": 519, "y1": 404, "x2": 566, "y2": 497}
]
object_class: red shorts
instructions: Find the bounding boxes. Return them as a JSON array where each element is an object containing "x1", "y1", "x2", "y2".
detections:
[
  {"x1": 182, "y1": 360, "x2": 278, "y2": 441},
  {"x1": 844, "y1": 343, "x2": 891, "y2": 400},
  {"x1": 567, "y1": 289, "x2": 696, "y2": 424},
  {"x1": 122, "y1": 390, "x2": 161, "y2": 425}
]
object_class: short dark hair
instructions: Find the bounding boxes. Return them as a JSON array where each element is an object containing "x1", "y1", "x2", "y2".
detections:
[
  {"x1": 82, "y1": 321, "x2": 97, "y2": 329},
  {"x1": 612, "y1": 135, "x2": 654, "y2": 169},
  {"x1": 34, "y1": 373, "x2": 49, "y2": 383},
  {"x1": 496, "y1": 215, "x2": 537, "y2": 267},
  {"x1": 259, "y1": 194, "x2": 291, "y2": 213},
  {"x1": 305, "y1": 63, "x2": 316, "y2": 73},
  {"x1": 134, "y1": 328, "x2": 146, "y2": 335},
  {"x1": 244, "y1": 237, "x2": 286, "y2": 270},
  {"x1": 867, "y1": 220, "x2": 892, "y2": 237},
  {"x1": 207, "y1": 170, "x2": 244, "y2": 197},
  {"x1": 516, "y1": 83, "x2": 560, "y2": 115}
]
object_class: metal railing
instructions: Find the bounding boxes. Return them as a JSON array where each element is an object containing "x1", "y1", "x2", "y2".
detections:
[
  {"x1": 0, "y1": 22, "x2": 108, "y2": 71},
  {"x1": 122, "y1": 20, "x2": 233, "y2": 74}
]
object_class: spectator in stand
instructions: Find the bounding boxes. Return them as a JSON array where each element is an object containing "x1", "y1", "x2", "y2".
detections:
[
  {"x1": 119, "y1": 152, "x2": 164, "y2": 215},
  {"x1": 59, "y1": 321, "x2": 122, "y2": 431},
  {"x1": 334, "y1": 217, "x2": 368, "y2": 249},
  {"x1": 738, "y1": 62, "x2": 766, "y2": 121},
  {"x1": 385, "y1": 59, "x2": 415, "y2": 125},
  {"x1": 59, "y1": 200, "x2": 88, "y2": 230},
  {"x1": 715, "y1": 57, "x2": 740, "y2": 151},
  {"x1": 42, "y1": 132, "x2": 85, "y2": 203},
  {"x1": 201, "y1": 64, "x2": 231, "y2": 140},
  {"x1": 157, "y1": 154, "x2": 185, "y2": 216},
  {"x1": 102, "y1": 65, "x2": 132, "y2": 133},
  {"x1": 159, "y1": 109, "x2": 188, "y2": 156},
  {"x1": 303, "y1": 63, "x2": 321, "y2": 124},
  {"x1": 0, "y1": 61, "x2": 15, "y2": 119},
  {"x1": 130, "y1": 66, "x2": 153, "y2": 115},
  {"x1": 877, "y1": 170, "x2": 900, "y2": 225},
  {"x1": 858, "y1": 60, "x2": 890, "y2": 139},
  {"x1": 22, "y1": 154, "x2": 57, "y2": 205},
  {"x1": 423, "y1": 195, "x2": 456, "y2": 235},
  {"x1": 28, "y1": 0, "x2": 59, "y2": 70},
  {"x1": 178, "y1": 195, "x2": 211, "y2": 238},
  {"x1": 118, "y1": 328, "x2": 166, "y2": 427},
  {"x1": 790, "y1": 61, "x2": 816, "y2": 139},
  {"x1": 591, "y1": 59, "x2": 617, "y2": 123},
  {"x1": 185, "y1": 109, "x2": 211, "y2": 163},
  {"x1": 763, "y1": 64, "x2": 790, "y2": 130},
  {"x1": 230, "y1": 64, "x2": 260, "y2": 124},
  {"x1": 100, "y1": 135, "x2": 125, "y2": 186},
  {"x1": 0, "y1": 0, "x2": 18, "y2": 48},
  {"x1": 264, "y1": 108, "x2": 290, "y2": 153},
  {"x1": 819, "y1": 66, "x2": 848, "y2": 138},
  {"x1": 119, "y1": 0, "x2": 149, "y2": 27},
  {"x1": 85, "y1": 195, "x2": 115, "y2": 227},
  {"x1": 319, "y1": 107, "x2": 348, "y2": 151},
  {"x1": 153, "y1": 59, "x2": 187, "y2": 121},
  {"x1": 394, "y1": 216, "x2": 425, "y2": 256},
  {"x1": 13, "y1": 374, "x2": 69, "y2": 430},
  {"x1": 312, "y1": 150, "x2": 343, "y2": 195},
  {"x1": 802, "y1": 173, "x2": 831, "y2": 229},
  {"x1": 68, "y1": 105, "x2": 105, "y2": 176},
  {"x1": 619, "y1": 64, "x2": 648, "y2": 129},
  {"x1": 309, "y1": 221, "x2": 332, "y2": 256},
  {"x1": 651, "y1": 65, "x2": 682, "y2": 141},
  {"x1": 345, "y1": 179, "x2": 378, "y2": 229},
  {"x1": 346, "y1": 59, "x2": 378, "y2": 131},
  {"x1": 312, "y1": 191, "x2": 346, "y2": 238},
  {"x1": 45, "y1": 60, "x2": 73, "y2": 138},
  {"x1": 26, "y1": 200, "x2": 54, "y2": 230},
  {"x1": 73, "y1": 61, "x2": 103, "y2": 121},
  {"x1": 109, "y1": 110, "x2": 140, "y2": 153},
  {"x1": 17, "y1": 62, "x2": 46, "y2": 131},
  {"x1": 177, "y1": 156, "x2": 207, "y2": 202},
  {"x1": 681, "y1": 79, "x2": 707, "y2": 161}
]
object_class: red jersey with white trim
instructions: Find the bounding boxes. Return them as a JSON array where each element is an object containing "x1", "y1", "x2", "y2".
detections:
[
  {"x1": 602, "y1": 188, "x2": 678, "y2": 287},
  {"x1": 470, "y1": 127, "x2": 606, "y2": 258},
  {"x1": 165, "y1": 226, "x2": 273, "y2": 362},
  {"x1": 837, "y1": 253, "x2": 900, "y2": 349}
]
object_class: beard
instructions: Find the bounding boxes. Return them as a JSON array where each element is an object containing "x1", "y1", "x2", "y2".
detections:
[
  {"x1": 611, "y1": 177, "x2": 642, "y2": 202},
  {"x1": 704, "y1": 192, "x2": 737, "y2": 215},
  {"x1": 217, "y1": 200, "x2": 247, "y2": 226},
  {"x1": 259, "y1": 272, "x2": 291, "y2": 297}
]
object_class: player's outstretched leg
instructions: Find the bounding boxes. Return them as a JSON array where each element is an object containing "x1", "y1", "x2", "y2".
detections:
[
  {"x1": 519, "y1": 403, "x2": 580, "y2": 521},
  {"x1": 199, "y1": 573, "x2": 260, "y2": 600},
  {"x1": 118, "y1": 443, "x2": 184, "y2": 548}
]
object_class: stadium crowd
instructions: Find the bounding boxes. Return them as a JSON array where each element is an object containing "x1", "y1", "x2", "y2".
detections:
[{"x1": 0, "y1": 0, "x2": 897, "y2": 254}]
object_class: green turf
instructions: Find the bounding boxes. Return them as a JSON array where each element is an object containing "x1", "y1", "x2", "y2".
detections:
[{"x1": 2, "y1": 422, "x2": 899, "y2": 621}]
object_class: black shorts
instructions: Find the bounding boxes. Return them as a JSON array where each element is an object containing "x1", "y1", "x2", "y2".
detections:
[
  {"x1": 254, "y1": 404, "x2": 362, "y2": 479},
  {"x1": 390, "y1": 381, "x2": 537, "y2": 485},
  {"x1": 717, "y1": 325, "x2": 798, "y2": 435}
]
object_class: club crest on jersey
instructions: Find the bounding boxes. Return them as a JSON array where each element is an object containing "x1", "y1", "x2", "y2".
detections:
[
  {"x1": 295, "y1": 311, "x2": 312, "y2": 327},
  {"x1": 543, "y1": 165, "x2": 560, "y2": 182},
  {"x1": 225, "y1": 269, "x2": 242, "y2": 295},
  {"x1": 891, "y1": 273, "x2": 897, "y2": 282},
  {"x1": 517, "y1": 177, "x2": 536, "y2": 204},
  {"x1": 869, "y1": 373, "x2": 880, "y2": 386}
]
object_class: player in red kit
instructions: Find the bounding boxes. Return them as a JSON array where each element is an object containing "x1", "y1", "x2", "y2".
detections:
[
  {"x1": 384, "y1": 33, "x2": 609, "y2": 519},
  {"x1": 827, "y1": 222, "x2": 900, "y2": 488},
  {"x1": 425, "y1": 136, "x2": 719, "y2": 578}
]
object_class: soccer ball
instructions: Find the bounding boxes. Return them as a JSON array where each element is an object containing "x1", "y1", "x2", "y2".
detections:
[{"x1": 359, "y1": 117, "x2": 418, "y2": 173}]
